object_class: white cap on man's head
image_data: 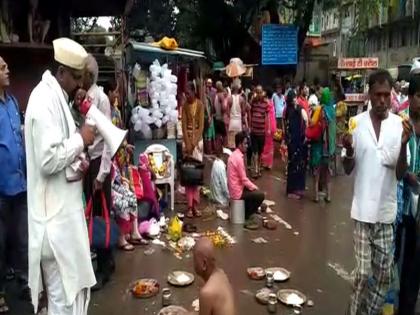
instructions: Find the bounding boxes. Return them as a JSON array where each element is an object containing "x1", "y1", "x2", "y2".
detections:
[{"x1": 52, "y1": 37, "x2": 88, "y2": 70}]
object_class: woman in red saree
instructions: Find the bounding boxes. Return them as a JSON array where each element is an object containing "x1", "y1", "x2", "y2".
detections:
[{"x1": 261, "y1": 89, "x2": 277, "y2": 169}]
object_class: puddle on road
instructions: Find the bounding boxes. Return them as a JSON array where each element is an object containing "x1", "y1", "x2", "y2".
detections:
[
  {"x1": 270, "y1": 214, "x2": 293, "y2": 230},
  {"x1": 327, "y1": 262, "x2": 353, "y2": 283},
  {"x1": 240, "y1": 289, "x2": 254, "y2": 297},
  {"x1": 269, "y1": 175, "x2": 285, "y2": 182},
  {"x1": 252, "y1": 237, "x2": 268, "y2": 244}
]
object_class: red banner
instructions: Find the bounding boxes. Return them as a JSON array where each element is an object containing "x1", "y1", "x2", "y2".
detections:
[{"x1": 338, "y1": 58, "x2": 379, "y2": 69}]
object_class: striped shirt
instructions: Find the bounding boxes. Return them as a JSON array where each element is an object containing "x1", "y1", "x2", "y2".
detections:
[{"x1": 251, "y1": 100, "x2": 268, "y2": 135}]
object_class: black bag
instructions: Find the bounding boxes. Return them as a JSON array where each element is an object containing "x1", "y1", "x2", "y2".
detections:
[{"x1": 180, "y1": 159, "x2": 204, "y2": 186}]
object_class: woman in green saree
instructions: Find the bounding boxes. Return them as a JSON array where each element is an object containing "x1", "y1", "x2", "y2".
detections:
[{"x1": 309, "y1": 87, "x2": 336, "y2": 202}]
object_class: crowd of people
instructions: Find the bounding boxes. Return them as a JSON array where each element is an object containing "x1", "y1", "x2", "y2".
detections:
[
  {"x1": 203, "y1": 75, "x2": 344, "y2": 205},
  {"x1": 2, "y1": 34, "x2": 420, "y2": 315},
  {"x1": 202, "y1": 69, "x2": 420, "y2": 314}
]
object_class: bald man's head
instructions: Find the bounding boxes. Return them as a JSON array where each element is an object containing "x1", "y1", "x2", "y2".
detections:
[{"x1": 193, "y1": 238, "x2": 216, "y2": 280}]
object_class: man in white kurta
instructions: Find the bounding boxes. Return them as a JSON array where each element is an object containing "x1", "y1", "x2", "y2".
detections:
[
  {"x1": 210, "y1": 155, "x2": 230, "y2": 207},
  {"x1": 24, "y1": 38, "x2": 96, "y2": 315}
]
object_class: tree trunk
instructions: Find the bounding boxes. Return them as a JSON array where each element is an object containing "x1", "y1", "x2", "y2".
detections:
[{"x1": 297, "y1": 0, "x2": 316, "y2": 55}]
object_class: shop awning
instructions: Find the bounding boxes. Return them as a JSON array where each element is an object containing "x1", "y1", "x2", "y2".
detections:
[
  {"x1": 304, "y1": 37, "x2": 326, "y2": 47},
  {"x1": 126, "y1": 41, "x2": 206, "y2": 61}
]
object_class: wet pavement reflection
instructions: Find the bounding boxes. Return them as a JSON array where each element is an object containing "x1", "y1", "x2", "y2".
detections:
[
  {"x1": 7, "y1": 162, "x2": 355, "y2": 315},
  {"x1": 89, "y1": 165, "x2": 354, "y2": 315}
]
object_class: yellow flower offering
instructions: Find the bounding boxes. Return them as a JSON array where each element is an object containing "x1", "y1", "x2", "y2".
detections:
[
  {"x1": 274, "y1": 129, "x2": 283, "y2": 141},
  {"x1": 348, "y1": 117, "x2": 357, "y2": 135}
]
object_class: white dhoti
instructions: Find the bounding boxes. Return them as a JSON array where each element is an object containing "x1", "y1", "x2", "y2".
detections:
[{"x1": 41, "y1": 234, "x2": 91, "y2": 315}]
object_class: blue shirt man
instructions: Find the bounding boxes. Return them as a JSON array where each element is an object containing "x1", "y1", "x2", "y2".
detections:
[
  {"x1": 0, "y1": 93, "x2": 26, "y2": 195},
  {"x1": 0, "y1": 56, "x2": 28, "y2": 307}
]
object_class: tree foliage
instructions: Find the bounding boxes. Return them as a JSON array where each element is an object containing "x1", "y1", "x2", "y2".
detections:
[
  {"x1": 71, "y1": 17, "x2": 99, "y2": 33},
  {"x1": 321, "y1": 0, "x2": 387, "y2": 32},
  {"x1": 127, "y1": 0, "x2": 345, "y2": 62},
  {"x1": 355, "y1": 0, "x2": 387, "y2": 32},
  {"x1": 127, "y1": 0, "x2": 177, "y2": 40},
  {"x1": 125, "y1": 0, "x2": 318, "y2": 61}
]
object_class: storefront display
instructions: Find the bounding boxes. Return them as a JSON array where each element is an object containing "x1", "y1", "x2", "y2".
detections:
[
  {"x1": 130, "y1": 59, "x2": 179, "y2": 140},
  {"x1": 124, "y1": 41, "x2": 206, "y2": 161}
]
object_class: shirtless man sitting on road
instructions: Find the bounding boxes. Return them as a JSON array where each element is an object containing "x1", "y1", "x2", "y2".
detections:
[{"x1": 193, "y1": 238, "x2": 235, "y2": 315}]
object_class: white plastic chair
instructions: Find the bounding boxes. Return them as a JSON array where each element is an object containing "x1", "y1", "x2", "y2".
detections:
[{"x1": 145, "y1": 144, "x2": 175, "y2": 211}]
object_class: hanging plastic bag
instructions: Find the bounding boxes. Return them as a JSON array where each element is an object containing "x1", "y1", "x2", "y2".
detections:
[
  {"x1": 170, "y1": 75, "x2": 178, "y2": 83},
  {"x1": 168, "y1": 216, "x2": 182, "y2": 241},
  {"x1": 133, "y1": 63, "x2": 142, "y2": 81},
  {"x1": 134, "y1": 120, "x2": 142, "y2": 132},
  {"x1": 148, "y1": 218, "x2": 160, "y2": 237},
  {"x1": 141, "y1": 124, "x2": 153, "y2": 139}
]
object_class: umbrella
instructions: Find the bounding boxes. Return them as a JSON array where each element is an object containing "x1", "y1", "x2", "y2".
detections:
[{"x1": 226, "y1": 57, "x2": 246, "y2": 78}]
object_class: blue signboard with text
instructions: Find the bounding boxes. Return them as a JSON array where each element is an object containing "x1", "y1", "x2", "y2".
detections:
[{"x1": 262, "y1": 24, "x2": 298, "y2": 65}]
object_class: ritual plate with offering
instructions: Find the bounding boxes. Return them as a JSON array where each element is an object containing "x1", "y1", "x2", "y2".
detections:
[
  {"x1": 277, "y1": 289, "x2": 307, "y2": 306},
  {"x1": 247, "y1": 267, "x2": 266, "y2": 280},
  {"x1": 265, "y1": 267, "x2": 291, "y2": 282},
  {"x1": 131, "y1": 278, "x2": 160, "y2": 298},
  {"x1": 158, "y1": 305, "x2": 189, "y2": 315},
  {"x1": 167, "y1": 271, "x2": 195, "y2": 287},
  {"x1": 201, "y1": 227, "x2": 236, "y2": 248},
  {"x1": 255, "y1": 288, "x2": 273, "y2": 305}
]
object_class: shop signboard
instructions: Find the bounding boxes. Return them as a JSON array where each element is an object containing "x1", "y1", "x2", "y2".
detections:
[{"x1": 337, "y1": 57, "x2": 379, "y2": 69}]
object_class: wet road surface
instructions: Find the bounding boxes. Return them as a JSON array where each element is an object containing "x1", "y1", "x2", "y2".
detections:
[{"x1": 7, "y1": 162, "x2": 356, "y2": 315}]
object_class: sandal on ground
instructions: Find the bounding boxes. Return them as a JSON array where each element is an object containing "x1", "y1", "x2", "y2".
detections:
[
  {"x1": 118, "y1": 243, "x2": 135, "y2": 251},
  {"x1": 244, "y1": 219, "x2": 259, "y2": 230},
  {"x1": 128, "y1": 238, "x2": 149, "y2": 245},
  {"x1": 186, "y1": 208, "x2": 194, "y2": 218},
  {"x1": 193, "y1": 209, "x2": 202, "y2": 217},
  {"x1": 129, "y1": 237, "x2": 149, "y2": 245},
  {"x1": 0, "y1": 294, "x2": 9, "y2": 314}
]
